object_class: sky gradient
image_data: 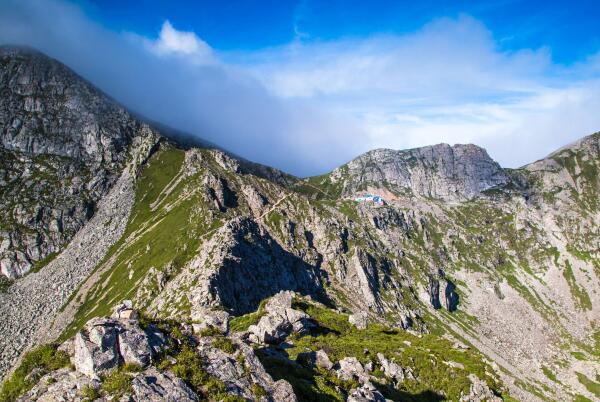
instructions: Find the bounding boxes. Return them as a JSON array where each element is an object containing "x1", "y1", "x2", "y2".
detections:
[{"x1": 1, "y1": 0, "x2": 600, "y2": 176}]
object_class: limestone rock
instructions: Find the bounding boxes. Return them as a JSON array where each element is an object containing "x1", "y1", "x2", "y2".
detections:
[
  {"x1": 197, "y1": 334, "x2": 298, "y2": 401},
  {"x1": 272, "y1": 379, "x2": 298, "y2": 402},
  {"x1": 248, "y1": 291, "x2": 311, "y2": 344},
  {"x1": 347, "y1": 382, "x2": 387, "y2": 402},
  {"x1": 0, "y1": 46, "x2": 160, "y2": 279},
  {"x1": 118, "y1": 320, "x2": 154, "y2": 367},
  {"x1": 377, "y1": 353, "x2": 405, "y2": 383},
  {"x1": 316, "y1": 349, "x2": 335, "y2": 370},
  {"x1": 297, "y1": 349, "x2": 334, "y2": 371},
  {"x1": 113, "y1": 300, "x2": 138, "y2": 320},
  {"x1": 17, "y1": 368, "x2": 100, "y2": 401},
  {"x1": 191, "y1": 309, "x2": 230, "y2": 334},
  {"x1": 131, "y1": 367, "x2": 198, "y2": 401},
  {"x1": 73, "y1": 314, "x2": 161, "y2": 378},
  {"x1": 73, "y1": 317, "x2": 121, "y2": 377},
  {"x1": 329, "y1": 143, "x2": 508, "y2": 201},
  {"x1": 336, "y1": 357, "x2": 370, "y2": 384},
  {"x1": 459, "y1": 374, "x2": 503, "y2": 402},
  {"x1": 349, "y1": 311, "x2": 369, "y2": 329}
]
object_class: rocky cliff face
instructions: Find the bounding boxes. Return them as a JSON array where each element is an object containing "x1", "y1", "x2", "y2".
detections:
[
  {"x1": 1, "y1": 48, "x2": 599, "y2": 402},
  {"x1": 325, "y1": 143, "x2": 509, "y2": 201},
  {"x1": 0, "y1": 46, "x2": 160, "y2": 278}
]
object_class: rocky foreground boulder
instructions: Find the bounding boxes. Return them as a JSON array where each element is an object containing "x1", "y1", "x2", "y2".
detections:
[
  {"x1": 247, "y1": 291, "x2": 313, "y2": 344},
  {"x1": 13, "y1": 301, "x2": 297, "y2": 401}
]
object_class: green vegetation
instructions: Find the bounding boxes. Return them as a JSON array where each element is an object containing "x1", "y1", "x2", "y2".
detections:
[
  {"x1": 563, "y1": 261, "x2": 592, "y2": 310},
  {"x1": 577, "y1": 372, "x2": 600, "y2": 398},
  {"x1": 541, "y1": 366, "x2": 559, "y2": 383},
  {"x1": 81, "y1": 385, "x2": 100, "y2": 401},
  {"x1": 100, "y1": 364, "x2": 142, "y2": 397},
  {"x1": 337, "y1": 200, "x2": 360, "y2": 221},
  {"x1": 63, "y1": 145, "x2": 236, "y2": 338},
  {"x1": 142, "y1": 319, "x2": 247, "y2": 401},
  {"x1": 0, "y1": 275, "x2": 12, "y2": 292},
  {"x1": 229, "y1": 298, "x2": 268, "y2": 332},
  {"x1": 251, "y1": 383, "x2": 268, "y2": 398},
  {"x1": 576, "y1": 372, "x2": 600, "y2": 398},
  {"x1": 159, "y1": 332, "x2": 244, "y2": 401},
  {"x1": 212, "y1": 336, "x2": 236, "y2": 354},
  {"x1": 230, "y1": 311, "x2": 264, "y2": 332},
  {"x1": 30, "y1": 251, "x2": 59, "y2": 274},
  {"x1": 255, "y1": 299, "x2": 507, "y2": 402},
  {"x1": 0, "y1": 345, "x2": 71, "y2": 402}
]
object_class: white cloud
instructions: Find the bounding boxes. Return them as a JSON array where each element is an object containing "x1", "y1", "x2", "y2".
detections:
[
  {"x1": 0, "y1": 1, "x2": 599, "y2": 175},
  {"x1": 145, "y1": 20, "x2": 215, "y2": 64},
  {"x1": 238, "y1": 14, "x2": 600, "y2": 168}
]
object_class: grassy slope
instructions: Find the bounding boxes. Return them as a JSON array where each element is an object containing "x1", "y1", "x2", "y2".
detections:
[
  {"x1": 53, "y1": 137, "x2": 599, "y2": 400},
  {"x1": 251, "y1": 297, "x2": 508, "y2": 402},
  {"x1": 62, "y1": 145, "x2": 212, "y2": 337}
]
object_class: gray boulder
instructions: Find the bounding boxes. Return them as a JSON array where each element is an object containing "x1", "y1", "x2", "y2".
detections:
[
  {"x1": 296, "y1": 349, "x2": 334, "y2": 370},
  {"x1": 377, "y1": 353, "x2": 405, "y2": 383},
  {"x1": 349, "y1": 311, "x2": 369, "y2": 329},
  {"x1": 17, "y1": 367, "x2": 100, "y2": 401},
  {"x1": 347, "y1": 382, "x2": 387, "y2": 402},
  {"x1": 131, "y1": 367, "x2": 198, "y2": 401},
  {"x1": 73, "y1": 317, "x2": 121, "y2": 377},
  {"x1": 272, "y1": 380, "x2": 297, "y2": 402},
  {"x1": 118, "y1": 320, "x2": 154, "y2": 367},
  {"x1": 336, "y1": 357, "x2": 370, "y2": 384},
  {"x1": 248, "y1": 291, "x2": 311, "y2": 344},
  {"x1": 73, "y1": 314, "x2": 162, "y2": 378},
  {"x1": 197, "y1": 335, "x2": 298, "y2": 401},
  {"x1": 113, "y1": 300, "x2": 138, "y2": 320},
  {"x1": 459, "y1": 374, "x2": 502, "y2": 402},
  {"x1": 191, "y1": 309, "x2": 230, "y2": 334}
]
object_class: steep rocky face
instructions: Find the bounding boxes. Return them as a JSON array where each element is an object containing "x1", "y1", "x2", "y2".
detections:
[
  {"x1": 0, "y1": 46, "x2": 160, "y2": 278},
  {"x1": 0, "y1": 45, "x2": 137, "y2": 163},
  {"x1": 324, "y1": 143, "x2": 509, "y2": 201}
]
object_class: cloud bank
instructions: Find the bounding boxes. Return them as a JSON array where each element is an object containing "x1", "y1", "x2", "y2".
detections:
[{"x1": 0, "y1": 0, "x2": 599, "y2": 176}]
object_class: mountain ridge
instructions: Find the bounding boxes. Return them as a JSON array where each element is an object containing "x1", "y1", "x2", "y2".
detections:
[{"x1": 0, "y1": 46, "x2": 599, "y2": 402}]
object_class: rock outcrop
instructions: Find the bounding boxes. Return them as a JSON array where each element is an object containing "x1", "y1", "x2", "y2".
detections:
[
  {"x1": 459, "y1": 374, "x2": 503, "y2": 402},
  {"x1": 131, "y1": 367, "x2": 199, "y2": 402},
  {"x1": 329, "y1": 143, "x2": 508, "y2": 201},
  {"x1": 73, "y1": 309, "x2": 161, "y2": 378},
  {"x1": 336, "y1": 357, "x2": 370, "y2": 384},
  {"x1": 347, "y1": 383, "x2": 387, "y2": 402},
  {"x1": 16, "y1": 304, "x2": 298, "y2": 401},
  {"x1": 17, "y1": 368, "x2": 100, "y2": 402},
  {"x1": 377, "y1": 353, "x2": 414, "y2": 384},
  {"x1": 197, "y1": 335, "x2": 296, "y2": 401},
  {"x1": 296, "y1": 349, "x2": 334, "y2": 370},
  {"x1": 248, "y1": 291, "x2": 312, "y2": 344},
  {"x1": 349, "y1": 311, "x2": 369, "y2": 329},
  {"x1": 0, "y1": 46, "x2": 161, "y2": 278}
]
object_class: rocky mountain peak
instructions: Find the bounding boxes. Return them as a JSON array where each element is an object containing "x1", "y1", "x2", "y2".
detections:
[
  {"x1": 0, "y1": 45, "x2": 139, "y2": 167},
  {"x1": 329, "y1": 142, "x2": 508, "y2": 201},
  {"x1": 0, "y1": 45, "x2": 161, "y2": 279}
]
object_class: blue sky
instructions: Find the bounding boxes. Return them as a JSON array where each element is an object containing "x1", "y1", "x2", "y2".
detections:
[
  {"x1": 1, "y1": 0, "x2": 600, "y2": 175},
  {"x1": 85, "y1": 0, "x2": 600, "y2": 62}
]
